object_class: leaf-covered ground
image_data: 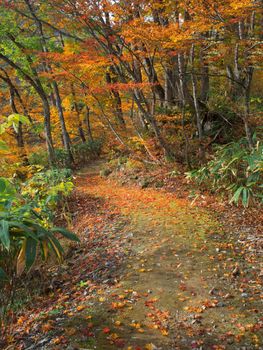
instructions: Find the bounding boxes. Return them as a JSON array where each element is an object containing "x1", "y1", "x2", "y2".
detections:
[{"x1": 10, "y1": 162, "x2": 262, "y2": 350}]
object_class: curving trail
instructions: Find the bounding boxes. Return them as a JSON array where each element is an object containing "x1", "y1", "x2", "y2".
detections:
[
  {"x1": 13, "y1": 161, "x2": 262, "y2": 350},
  {"x1": 69, "y1": 162, "x2": 262, "y2": 350}
]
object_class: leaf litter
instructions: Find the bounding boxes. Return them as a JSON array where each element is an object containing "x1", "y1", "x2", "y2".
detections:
[{"x1": 7, "y1": 162, "x2": 263, "y2": 350}]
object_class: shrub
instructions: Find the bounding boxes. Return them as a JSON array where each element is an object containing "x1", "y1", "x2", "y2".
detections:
[
  {"x1": 29, "y1": 140, "x2": 103, "y2": 169},
  {"x1": 29, "y1": 148, "x2": 70, "y2": 169},
  {"x1": 28, "y1": 149, "x2": 49, "y2": 168},
  {"x1": 54, "y1": 148, "x2": 71, "y2": 168},
  {"x1": 72, "y1": 139, "x2": 103, "y2": 165},
  {"x1": 0, "y1": 176, "x2": 79, "y2": 327},
  {"x1": 21, "y1": 168, "x2": 74, "y2": 222},
  {"x1": 186, "y1": 138, "x2": 263, "y2": 207}
]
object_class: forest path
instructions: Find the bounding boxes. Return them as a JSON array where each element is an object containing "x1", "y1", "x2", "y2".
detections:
[
  {"x1": 14, "y1": 161, "x2": 261, "y2": 350},
  {"x1": 65, "y1": 161, "x2": 261, "y2": 350}
]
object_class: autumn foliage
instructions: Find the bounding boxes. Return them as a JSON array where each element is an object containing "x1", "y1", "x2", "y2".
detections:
[{"x1": 0, "y1": 1, "x2": 262, "y2": 348}]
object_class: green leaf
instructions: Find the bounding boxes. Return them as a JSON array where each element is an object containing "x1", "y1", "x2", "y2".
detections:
[
  {"x1": 8, "y1": 221, "x2": 35, "y2": 239},
  {"x1": 0, "y1": 267, "x2": 9, "y2": 282},
  {"x1": 7, "y1": 114, "x2": 30, "y2": 125},
  {"x1": 25, "y1": 237, "x2": 37, "y2": 269},
  {"x1": 49, "y1": 235, "x2": 64, "y2": 254},
  {"x1": 230, "y1": 186, "x2": 243, "y2": 204},
  {"x1": 0, "y1": 140, "x2": 8, "y2": 150},
  {"x1": 0, "y1": 219, "x2": 10, "y2": 250},
  {"x1": 242, "y1": 188, "x2": 249, "y2": 207},
  {"x1": 51, "y1": 227, "x2": 80, "y2": 242},
  {"x1": 48, "y1": 236, "x2": 64, "y2": 261},
  {"x1": 0, "y1": 178, "x2": 7, "y2": 192}
]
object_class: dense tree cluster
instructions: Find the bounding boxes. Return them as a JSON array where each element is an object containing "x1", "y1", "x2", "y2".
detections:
[{"x1": 0, "y1": 0, "x2": 262, "y2": 167}]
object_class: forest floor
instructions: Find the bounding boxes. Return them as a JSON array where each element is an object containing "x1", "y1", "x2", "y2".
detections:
[{"x1": 10, "y1": 160, "x2": 262, "y2": 350}]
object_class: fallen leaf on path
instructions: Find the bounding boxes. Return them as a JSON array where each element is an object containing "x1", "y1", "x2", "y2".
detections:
[{"x1": 103, "y1": 327, "x2": 111, "y2": 334}]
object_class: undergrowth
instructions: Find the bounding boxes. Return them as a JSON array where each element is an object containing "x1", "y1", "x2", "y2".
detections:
[{"x1": 186, "y1": 137, "x2": 263, "y2": 207}]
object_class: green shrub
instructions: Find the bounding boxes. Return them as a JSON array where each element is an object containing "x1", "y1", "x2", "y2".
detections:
[
  {"x1": 29, "y1": 140, "x2": 103, "y2": 169},
  {"x1": 54, "y1": 148, "x2": 71, "y2": 168},
  {"x1": 29, "y1": 149, "x2": 71, "y2": 169},
  {"x1": 21, "y1": 168, "x2": 74, "y2": 222},
  {"x1": 0, "y1": 176, "x2": 79, "y2": 326},
  {"x1": 72, "y1": 139, "x2": 103, "y2": 165},
  {"x1": 186, "y1": 138, "x2": 263, "y2": 207},
  {"x1": 28, "y1": 149, "x2": 49, "y2": 168}
]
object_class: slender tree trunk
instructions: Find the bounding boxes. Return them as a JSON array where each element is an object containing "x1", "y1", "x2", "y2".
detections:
[
  {"x1": 24, "y1": 0, "x2": 71, "y2": 164},
  {"x1": 200, "y1": 48, "x2": 209, "y2": 103},
  {"x1": 178, "y1": 53, "x2": 191, "y2": 167},
  {"x1": 105, "y1": 71, "x2": 126, "y2": 127},
  {"x1": 84, "y1": 105, "x2": 93, "y2": 141},
  {"x1": 144, "y1": 56, "x2": 165, "y2": 104},
  {"x1": 132, "y1": 89, "x2": 173, "y2": 159},
  {"x1": 42, "y1": 96, "x2": 56, "y2": 165},
  {"x1": 164, "y1": 66, "x2": 176, "y2": 107},
  {"x1": 243, "y1": 68, "x2": 254, "y2": 149},
  {"x1": 71, "y1": 84, "x2": 86, "y2": 143},
  {"x1": 52, "y1": 81, "x2": 74, "y2": 165},
  {"x1": 0, "y1": 52, "x2": 56, "y2": 166},
  {"x1": 190, "y1": 45, "x2": 205, "y2": 162}
]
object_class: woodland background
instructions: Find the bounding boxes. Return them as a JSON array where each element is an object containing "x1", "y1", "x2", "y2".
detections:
[{"x1": 0, "y1": 0, "x2": 262, "y2": 348}]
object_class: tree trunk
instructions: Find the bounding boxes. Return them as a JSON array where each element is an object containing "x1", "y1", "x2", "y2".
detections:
[
  {"x1": 164, "y1": 66, "x2": 176, "y2": 107},
  {"x1": 71, "y1": 84, "x2": 86, "y2": 143},
  {"x1": 105, "y1": 71, "x2": 126, "y2": 127},
  {"x1": 52, "y1": 81, "x2": 74, "y2": 165},
  {"x1": 133, "y1": 89, "x2": 173, "y2": 159},
  {"x1": 243, "y1": 67, "x2": 254, "y2": 149},
  {"x1": 200, "y1": 48, "x2": 209, "y2": 103},
  {"x1": 190, "y1": 45, "x2": 204, "y2": 162},
  {"x1": 42, "y1": 96, "x2": 56, "y2": 165},
  {"x1": 84, "y1": 104, "x2": 93, "y2": 141},
  {"x1": 0, "y1": 53, "x2": 56, "y2": 166},
  {"x1": 178, "y1": 53, "x2": 191, "y2": 167}
]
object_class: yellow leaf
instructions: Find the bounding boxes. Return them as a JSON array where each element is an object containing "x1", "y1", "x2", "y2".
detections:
[
  {"x1": 145, "y1": 344, "x2": 155, "y2": 350},
  {"x1": 42, "y1": 241, "x2": 49, "y2": 261},
  {"x1": 17, "y1": 240, "x2": 27, "y2": 276},
  {"x1": 161, "y1": 329, "x2": 169, "y2": 336},
  {"x1": 52, "y1": 337, "x2": 61, "y2": 344},
  {"x1": 76, "y1": 305, "x2": 86, "y2": 311},
  {"x1": 109, "y1": 333, "x2": 119, "y2": 340},
  {"x1": 130, "y1": 322, "x2": 141, "y2": 329}
]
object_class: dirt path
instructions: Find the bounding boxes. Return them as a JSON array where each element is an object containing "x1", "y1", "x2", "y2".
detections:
[
  {"x1": 12, "y1": 162, "x2": 262, "y2": 350},
  {"x1": 67, "y1": 163, "x2": 262, "y2": 350}
]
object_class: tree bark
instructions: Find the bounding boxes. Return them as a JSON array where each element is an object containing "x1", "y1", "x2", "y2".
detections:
[
  {"x1": 52, "y1": 81, "x2": 74, "y2": 165},
  {"x1": 71, "y1": 84, "x2": 86, "y2": 143},
  {"x1": 84, "y1": 105, "x2": 93, "y2": 141},
  {"x1": 24, "y1": 0, "x2": 73, "y2": 165},
  {"x1": 105, "y1": 70, "x2": 126, "y2": 127},
  {"x1": 190, "y1": 45, "x2": 204, "y2": 162},
  {"x1": 0, "y1": 53, "x2": 55, "y2": 165}
]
